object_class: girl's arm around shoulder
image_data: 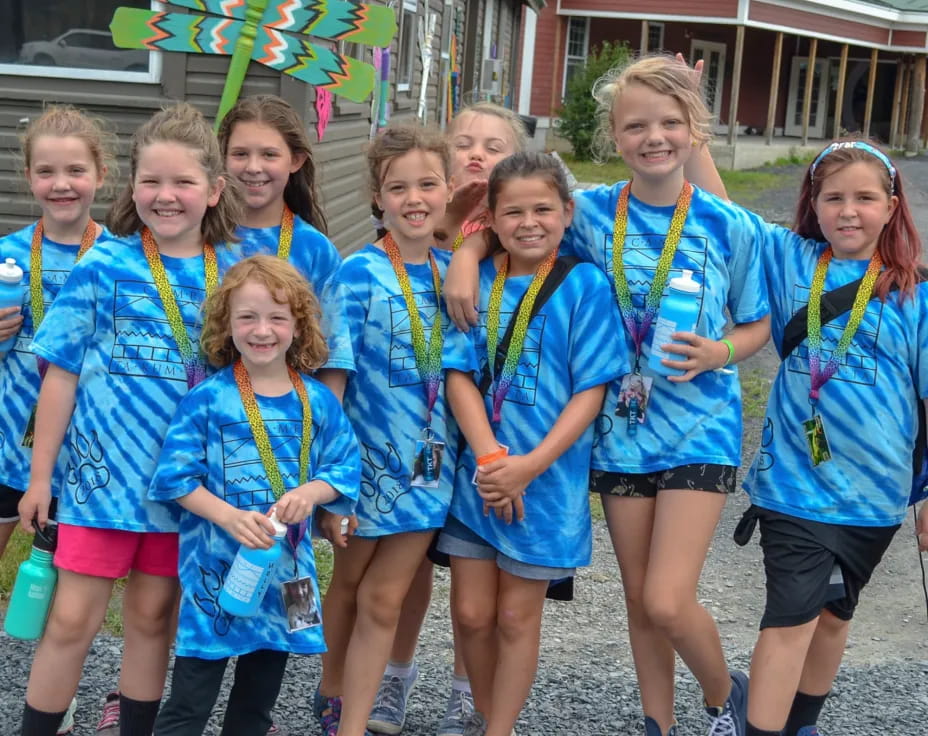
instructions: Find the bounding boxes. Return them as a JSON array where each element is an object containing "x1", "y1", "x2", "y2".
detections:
[{"x1": 444, "y1": 230, "x2": 490, "y2": 331}]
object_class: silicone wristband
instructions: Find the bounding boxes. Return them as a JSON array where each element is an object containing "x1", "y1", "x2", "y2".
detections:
[
  {"x1": 721, "y1": 338, "x2": 735, "y2": 367},
  {"x1": 477, "y1": 447, "x2": 508, "y2": 466}
]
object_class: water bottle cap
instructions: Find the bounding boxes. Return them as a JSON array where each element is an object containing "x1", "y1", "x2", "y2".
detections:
[
  {"x1": 669, "y1": 269, "x2": 700, "y2": 293},
  {"x1": 267, "y1": 510, "x2": 287, "y2": 538},
  {"x1": 31, "y1": 520, "x2": 58, "y2": 553},
  {"x1": 0, "y1": 257, "x2": 24, "y2": 284}
]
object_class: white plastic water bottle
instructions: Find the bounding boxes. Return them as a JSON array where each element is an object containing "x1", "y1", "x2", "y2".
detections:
[
  {"x1": 648, "y1": 269, "x2": 701, "y2": 377},
  {"x1": 218, "y1": 513, "x2": 287, "y2": 617},
  {"x1": 0, "y1": 258, "x2": 26, "y2": 353}
]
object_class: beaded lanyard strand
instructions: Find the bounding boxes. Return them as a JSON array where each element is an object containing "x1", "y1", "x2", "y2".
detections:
[
  {"x1": 611, "y1": 181, "x2": 693, "y2": 364},
  {"x1": 141, "y1": 227, "x2": 218, "y2": 388},
  {"x1": 807, "y1": 247, "x2": 882, "y2": 401},
  {"x1": 277, "y1": 205, "x2": 294, "y2": 260},
  {"x1": 383, "y1": 232, "x2": 444, "y2": 423},
  {"x1": 485, "y1": 248, "x2": 558, "y2": 422},
  {"x1": 29, "y1": 217, "x2": 97, "y2": 331}
]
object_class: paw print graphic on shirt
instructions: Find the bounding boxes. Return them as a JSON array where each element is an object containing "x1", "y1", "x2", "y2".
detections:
[
  {"x1": 66, "y1": 430, "x2": 111, "y2": 503},
  {"x1": 359, "y1": 441, "x2": 409, "y2": 513},
  {"x1": 194, "y1": 561, "x2": 233, "y2": 637}
]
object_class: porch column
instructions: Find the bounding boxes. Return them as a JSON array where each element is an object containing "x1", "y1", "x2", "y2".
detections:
[
  {"x1": 765, "y1": 32, "x2": 784, "y2": 145},
  {"x1": 900, "y1": 59, "x2": 912, "y2": 143},
  {"x1": 833, "y1": 44, "x2": 849, "y2": 139},
  {"x1": 890, "y1": 58, "x2": 905, "y2": 148},
  {"x1": 640, "y1": 20, "x2": 649, "y2": 54},
  {"x1": 727, "y1": 24, "x2": 745, "y2": 145},
  {"x1": 863, "y1": 47, "x2": 879, "y2": 137},
  {"x1": 801, "y1": 37, "x2": 818, "y2": 146},
  {"x1": 906, "y1": 54, "x2": 926, "y2": 156}
]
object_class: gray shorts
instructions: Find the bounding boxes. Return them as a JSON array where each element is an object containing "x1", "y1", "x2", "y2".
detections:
[{"x1": 436, "y1": 515, "x2": 575, "y2": 581}]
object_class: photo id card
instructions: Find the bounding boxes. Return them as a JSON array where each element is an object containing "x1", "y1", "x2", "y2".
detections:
[
  {"x1": 411, "y1": 438, "x2": 445, "y2": 488},
  {"x1": 281, "y1": 577, "x2": 321, "y2": 633},
  {"x1": 803, "y1": 414, "x2": 833, "y2": 467},
  {"x1": 615, "y1": 373, "x2": 653, "y2": 425}
]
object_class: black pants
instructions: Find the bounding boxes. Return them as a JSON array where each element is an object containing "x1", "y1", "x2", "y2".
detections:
[{"x1": 154, "y1": 649, "x2": 288, "y2": 736}]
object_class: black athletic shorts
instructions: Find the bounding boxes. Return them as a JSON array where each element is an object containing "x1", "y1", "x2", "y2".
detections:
[
  {"x1": 734, "y1": 505, "x2": 900, "y2": 628},
  {"x1": 0, "y1": 483, "x2": 58, "y2": 524},
  {"x1": 590, "y1": 463, "x2": 737, "y2": 498}
]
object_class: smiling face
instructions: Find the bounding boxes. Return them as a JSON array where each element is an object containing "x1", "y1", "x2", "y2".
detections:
[
  {"x1": 375, "y1": 149, "x2": 451, "y2": 247},
  {"x1": 451, "y1": 111, "x2": 517, "y2": 187},
  {"x1": 230, "y1": 278, "x2": 297, "y2": 374},
  {"x1": 225, "y1": 120, "x2": 305, "y2": 227},
  {"x1": 489, "y1": 175, "x2": 574, "y2": 275},
  {"x1": 612, "y1": 82, "x2": 693, "y2": 184},
  {"x1": 132, "y1": 141, "x2": 223, "y2": 251},
  {"x1": 813, "y1": 160, "x2": 897, "y2": 260},
  {"x1": 26, "y1": 135, "x2": 103, "y2": 236}
]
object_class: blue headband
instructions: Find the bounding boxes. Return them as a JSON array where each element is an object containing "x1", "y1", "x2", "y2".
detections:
[{"x1": 810, "y1": 141, "x2": 896, "y2": 190}]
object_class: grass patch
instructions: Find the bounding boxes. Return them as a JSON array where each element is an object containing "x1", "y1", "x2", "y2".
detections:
[
  {"x1": 589, "y1": 492, "x2": 604, "y2": 522},
  {"x1": 0, "y1": 526, "x2": 32, "y2": 602},
  {"x1": 313, "y1": 538, "x2": 334, "y2": 595},
  {"x1": 741, "y1": 367, "x2": 772, "y2": 420}
]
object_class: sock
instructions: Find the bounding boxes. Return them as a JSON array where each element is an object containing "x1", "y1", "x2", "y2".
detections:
[
  {"x1": 746, "y1": 723, "x2": 783, "y2": 736},
  {"x1": 118, "y1": 693, "x2": 161, "y2": 736},
  {"x1": 784, "y1": 691, "x2": 829, "y2": 736},
  {"x1": 384, "y1": 659, "x2": 416, "y2": 679},
  {"x1": 21, "y1": 702, "x2": 68, "y2": 736},
  {"x1": 451, "y1": 674, "x2": 471, "y2": 694}
]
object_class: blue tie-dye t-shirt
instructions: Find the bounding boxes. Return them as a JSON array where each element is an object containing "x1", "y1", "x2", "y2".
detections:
[
  {"x1": 217, "y1": 215, "x2": 352, "y2": 371},
  {"x1": 562, "y1": 182, "x2": 769, "y2": 472},
  {"x1": 743, "y1": 225, "x2": 928, "y2": 527},
  {"x1": 30, "y1": 233, "x2": 216, "y2": 532},
  {"x1": 324, "y1": 245, "x2": 470, "y2": 537},
  {"x1": 149, "y1": 366, "x2": 360, "y2": 659},
  {"x1": 446, "y1": 258, "x2": 626, "y2": 568},
  {"x1": 0, "y1": 223, "x2": 111, "y2": 494}
]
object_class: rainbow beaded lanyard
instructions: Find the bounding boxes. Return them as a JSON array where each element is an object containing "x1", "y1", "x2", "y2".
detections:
[
  {"x1": 383, "y1": 232, "x2": 445, "y2": 424},
  {"x1": 141, "y1": 228, "x2": 218, "y2": 388},
  {"x1": 30, "y1": 218, "x2": 97, "y2": 332},
  {"x1": 485, "y1": 248, "x2": 558, "y2": 423},
  {"x1": 806, "y1": 247, "x2": 882, "y2": 402},
  {"x1": 611, "y1": 181, "x2": 693, "y2": 367},
  {"x1": 277, "y1": 206, "x2": 294, "y2": 260},
  {"x1": 233, "y1": 359, "x2": 312, "y2": 553}
]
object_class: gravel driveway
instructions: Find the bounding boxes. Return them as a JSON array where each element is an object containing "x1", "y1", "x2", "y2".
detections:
[{"x1": 2, "y1": 160, "x2": 927, "y2": 735}]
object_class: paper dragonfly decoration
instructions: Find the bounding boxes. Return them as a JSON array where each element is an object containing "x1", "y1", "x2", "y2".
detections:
[{"x1": 110, "y1": 0, "x2": 397, "y2": 126}]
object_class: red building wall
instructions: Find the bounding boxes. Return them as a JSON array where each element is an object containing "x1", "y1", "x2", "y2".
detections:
[{"x1": 560, "y1": 0, "x2": 737, "y2": 16}]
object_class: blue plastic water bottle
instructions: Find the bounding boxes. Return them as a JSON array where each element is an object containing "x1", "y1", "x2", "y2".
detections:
[
  {"x1": 0, "y1": 258, "x2": 26, "y2": 354},
  {"x1": 648, "y1": 269, "x2": 701, "y2": 378},
  {"x1": 4, "y1": 523, "x2": 59, "y2": 640},
  {"x1": 218, "y1": 513, "x2": 287, "y2": 617}
]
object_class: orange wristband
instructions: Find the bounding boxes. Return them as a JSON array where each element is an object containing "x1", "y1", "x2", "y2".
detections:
[{"x1": 477, "y1": 447, "x2": 508, "y2": 466}]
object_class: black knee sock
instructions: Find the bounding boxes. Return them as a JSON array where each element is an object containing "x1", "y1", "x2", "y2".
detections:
[
  {"x1": 21, "y1": 702, "x2": 68, "y2": 736},
  {"x1": 119, "y1": 693, "x2": 161, "y2": 736},
  {"x1": 746, "y1": 723, "x2": 783, "y2": 736},
  {"x1": 784, "y1": 691, "x2": 829, "y2": 736}
]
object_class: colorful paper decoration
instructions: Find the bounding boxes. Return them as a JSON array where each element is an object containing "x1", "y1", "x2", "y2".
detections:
[
  {"x1": 377, "y1": 47, "x2": 391, "y2": 129},
  {"x1": 315, "y1": 87, "x2": 332, "y2": 140},
  {"x1": 110, "y1": 0, "x2": 397, "y2": 127},
  {"x1": 416, "y1": 12, "x2": 436, "y2": 123},
  {"x1": 370, "y1": 46, "x2": 382, "y2": 139}
]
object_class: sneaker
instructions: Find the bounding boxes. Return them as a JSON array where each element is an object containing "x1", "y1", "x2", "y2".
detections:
[
  {"x1": 461, "y1": 712, "x2": 487, "y2": 736},
  {"x1": 95, "y1": 691, "x2": 120, "y2": 734},
  {"x1": 56, "y1": 697, "x2": 77, "y2": 735},
  {"x1": 796, "y1": 728, "x2": 821, "y2": 736},
  {"x1": 368, "y1": 664, "x2": 419, "y2": 734},
  {"x1": 704, "y1": 671, "x2": 748, "y2": 736},
  {"x1": 644, "y1": 716, "x2": 678, "y2": 736},
  {"x1": 266, "y1": 723, "x2": 280, "y2": 735},
  {"x1": 436, "y1": 688, "x2": 475, "y2": 736},
  {"x1": 317, "y1": 693, "x2": 342, "y2": 736}
]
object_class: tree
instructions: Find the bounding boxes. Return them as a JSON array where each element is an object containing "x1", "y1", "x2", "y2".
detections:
[{"x1": 555, "y1": 41, "x2": 630, "y2": 161}]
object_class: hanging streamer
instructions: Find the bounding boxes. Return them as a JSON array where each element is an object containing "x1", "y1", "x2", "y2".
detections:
[
  {"x1": 315, "y1": 87, "x2": 332, "y2": 142},
  {"x1": 378, "y1": 48, "x2": 391, "y2": 129},
  {"x1": 417, "y1": 12, "x2": 437, "y2": 123}
]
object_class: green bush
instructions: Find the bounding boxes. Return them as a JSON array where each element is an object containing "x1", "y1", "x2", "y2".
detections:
[{"x1": 555, "y1": 41, "x2": 630, "y2": 161}]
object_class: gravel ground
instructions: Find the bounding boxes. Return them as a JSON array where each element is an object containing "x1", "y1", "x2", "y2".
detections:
[{"x1": 3, "y1": 160, "x2": 928, "y2": 735}]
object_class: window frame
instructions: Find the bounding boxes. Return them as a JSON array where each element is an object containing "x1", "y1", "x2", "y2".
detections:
[
  {"x1": 0, "y1": 0, "x2": 163, "y2": 83},
  {"x1": 561, "y1": 16, "x2": 590, "y2": 100},
  {"x1": 396, "y1": 0, "x2": 418, "y2": 93},
  {"x1": 648, "y1": 22, "x2": 665, "y2": 53}
]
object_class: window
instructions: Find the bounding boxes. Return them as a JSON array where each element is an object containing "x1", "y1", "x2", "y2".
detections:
[
  {"x1": 648, "y1": 22, "x2": 664, "y2": 53},
  {"x1": 397, "y1": 0, "x2": 418, "y2": 92},
  {"x1": 562, "y1": 16, "x2": 590, "y2": 99},
  {"x1": 0, "y1": 0, "x2": 159, "y2": 82}
]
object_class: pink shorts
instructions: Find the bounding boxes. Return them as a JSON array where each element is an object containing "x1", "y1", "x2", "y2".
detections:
[{"x1": 54, "y1": 524, "x2": 179, "y2": 579}]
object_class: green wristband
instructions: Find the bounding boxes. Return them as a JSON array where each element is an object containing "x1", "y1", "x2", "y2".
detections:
[{"x1": 721, "y1": 338, "x2": 735, "y2": 367}]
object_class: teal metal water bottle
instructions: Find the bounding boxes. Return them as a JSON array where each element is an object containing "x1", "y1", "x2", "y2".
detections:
[
  {"x1": 0, "y1": 257, "x2": 26, "y2": 354},
  {"x1": 4, "y1": 523, "x2": 58, "y2": 640},
  {"x1": 648, "y1": 269, "x2": 701, "y2": 377},
  {"x1": 218, "y1": 513, "x2": 286, "y2": 617}
]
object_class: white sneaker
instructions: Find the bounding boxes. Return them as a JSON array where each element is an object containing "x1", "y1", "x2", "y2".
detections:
[{"x1": 57, "y1": 697, "x2": 77, "y2": 735}]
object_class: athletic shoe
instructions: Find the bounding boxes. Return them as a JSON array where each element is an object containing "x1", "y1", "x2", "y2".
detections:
[
  {"x1": 704, "y1": 671, "x2": 748, "y2": 736},
  {"x1": 436, "y1": 688, "x2": 475, "y2": 736},
  {"x1": 266, "y1": 723, "x2": 280, "y2": 735},
  {"x1": 368, "y1": 663, "x2": 419, "y2": 734},
  {"x1": 644, "y1": 716, "x2": 678, "y2": 736},
  {"x1": 796, "y1": 728, "x2": 821, "y2": 736},
  {"x1": 56, "y1": 697, "x2": 77, "y2": 735},
  {"x1": 95, "y1": 691, "x2": 120, "y2": 734},
  {"x1": 461, "y1": 712, "x2": 487, "y2": 736}
]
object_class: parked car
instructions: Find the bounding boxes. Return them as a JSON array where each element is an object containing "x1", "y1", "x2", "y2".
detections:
[{"x1": 18, "y1": 29, "x2": 147, "y2": 71}]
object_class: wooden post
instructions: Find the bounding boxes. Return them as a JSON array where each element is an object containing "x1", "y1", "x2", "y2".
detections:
[
  {"x1": 833, "y1": 44, "x2": 849, "y2": 139},
  {"x1": 900, "y1": 59, "x2": 912, "y2": 143},
  {"x1": 765, "y1": 32, "x2": 784, "y2": 145},
  {"x1": 863, "y1": 47, "x2": 879, "y2": 137},
  {"x1": 906, "y1": 54, "x2": 926, "y2": 156},
  {"x1": 890, "y1": 58, "x2": 905, "y2": 148},
  {"x1": 640, "y1": 20, "x2": 649, "y2": 54},
  {"x1": 727, "y1": 24, "x2": 745, "y2": 146},
  {"x1": 801, "y1": 38, "x2": 818, "y2": 146}
]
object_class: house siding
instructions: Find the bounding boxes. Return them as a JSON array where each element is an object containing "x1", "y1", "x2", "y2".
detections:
[
  {"x1": 749, "y1": 2, "x2": 891, "y2": 45},
  {"x1": 559, "y1": 0, "x2": 738, "y2": 18},
  {"x1": 891, "y1": 29, "x2": 927, "y2": 48}
]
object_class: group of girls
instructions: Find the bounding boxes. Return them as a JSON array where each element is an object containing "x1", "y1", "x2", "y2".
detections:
[{"x1": 0, "y1": 50, "x2": 925, "y2": 736}]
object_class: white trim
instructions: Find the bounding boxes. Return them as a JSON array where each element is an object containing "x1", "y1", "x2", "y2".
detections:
[
  {"x1": 561, "y1": 15, "x2": 590, "y2": 99},
  {"x1": 518, "y1": 7, "x2": 538, "y2": 115},
  {"x1": 690, "y1": 40, "x2": 726, "y2": 122},
  {"x1": 396, "y1": 0, "x2": 418, "y2": 92},
  {"x1": 648, "y1": 21, "x2": 665, "y2": 51}
]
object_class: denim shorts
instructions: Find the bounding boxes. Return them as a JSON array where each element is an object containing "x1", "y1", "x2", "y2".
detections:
[{"x1": 436, "y1": 515, "x2": 575, "y2": 581}]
